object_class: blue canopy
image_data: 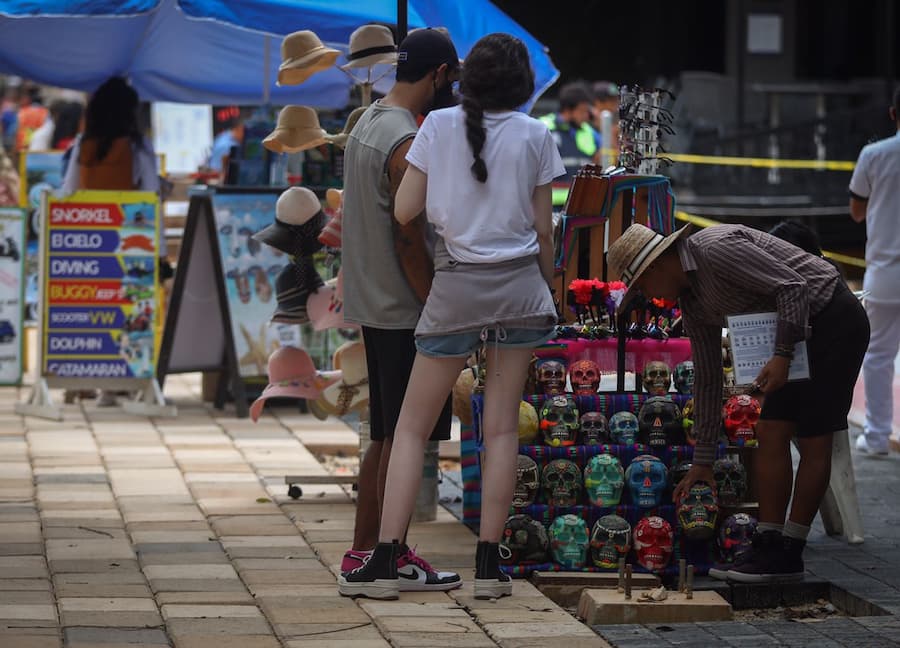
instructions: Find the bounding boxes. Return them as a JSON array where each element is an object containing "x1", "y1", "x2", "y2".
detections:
[{"x1": 0, "y1": 0, "x2": 558, "y2": 108}]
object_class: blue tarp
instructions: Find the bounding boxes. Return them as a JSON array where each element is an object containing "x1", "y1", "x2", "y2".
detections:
[{"x1": 0, "y1": 0, "x2": 558, "y2": 108}]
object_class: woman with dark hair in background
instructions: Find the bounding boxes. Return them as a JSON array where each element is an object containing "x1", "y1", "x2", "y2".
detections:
[
  {"x1": 51, "y1": 101, "x2": 83, "y2": 151},
  {"x1": 339, "y1": 32, "x2": 565, "y2": 600}
]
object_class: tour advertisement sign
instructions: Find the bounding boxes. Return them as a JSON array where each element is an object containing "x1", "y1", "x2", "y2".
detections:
[
  {"x1": 210, "y1": 190, "x2": 300, "y2": 378},
  {"x1": 0, "y1": 208, "x2": 25, "y2": 385},
  {"x1": 42, "y1": 191, "x2": 160, "y2": 380}
]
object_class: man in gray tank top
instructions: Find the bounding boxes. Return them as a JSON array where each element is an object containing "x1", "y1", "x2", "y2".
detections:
[{"x1": 339, "y1": 28, "x2": 462, "y2": 593}]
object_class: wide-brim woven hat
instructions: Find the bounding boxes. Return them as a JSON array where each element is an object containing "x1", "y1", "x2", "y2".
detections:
[
  {"x1": 249, "y1": 346, "x2": 341, "y2": 421},
  {"x1": 277, "y1": 30, "x2": 340, "y2": 86},
  {"x1": 270, "y1": 259, "x2": 324, "y2": 325},
  {"x1": 340, "y1": 24, "x2": 398, "y2": 70},
  {"x1": 607, "y1": 223, "x2": 692, "y2": 308},
  {"x1": 324, "y1": 106, "x2": 367, "y2": 150},
  {"x1": 311, "y1": 340, "x2": 369, "y2": 418},
  {"x1": 263, "y1": 106, "x2": 328, "y2": 153},
  {"x1": 253, "y1": 187, "x2": 325, "y2": 256}
]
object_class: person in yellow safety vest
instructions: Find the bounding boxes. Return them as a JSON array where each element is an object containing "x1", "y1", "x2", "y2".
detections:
[{"x1": 539, "y1": 82, "x2": 602, "y2": 206}]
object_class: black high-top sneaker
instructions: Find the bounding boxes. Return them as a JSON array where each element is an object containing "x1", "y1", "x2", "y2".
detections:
[
  {"x1": 474, "y1": 541, "x2": 512, "y2": 600},
  {"x1": 338, "y1": 540, "x2": 399, "y2": 599},
  {"x1": 727, "y1": 530, "x2": 804, "y2": 583},
  {"x1": 708, "y1": 532, "x2": 762, "y2": 580},
  {"x1": 781, "y1": 535, "x2": 806, "y2": 580}
]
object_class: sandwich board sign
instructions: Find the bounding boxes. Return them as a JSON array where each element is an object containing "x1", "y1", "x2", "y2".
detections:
[
  {"x1": 0, "y1": 208, "x2": 25, "y2": 385},
  {"x1": 156, "y1": 187, "x2": 300, "y2": 418},
  {"x1": 15, "y1": 190, "x2": 175, "y2": 420}
]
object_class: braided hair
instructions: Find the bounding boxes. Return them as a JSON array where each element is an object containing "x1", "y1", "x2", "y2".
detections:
[{"x1": 459, "y1": 33, "x2": 535, "y2": 183}]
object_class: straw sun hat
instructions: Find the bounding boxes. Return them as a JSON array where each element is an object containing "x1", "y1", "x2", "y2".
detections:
[
  {"x1": 325, "y1": 106, "x2": 367, "y2": 150},
  {"x1": 277, "y1": 30, "x2": 340, "y2": 86},
  {"x1": 607, "y1": 223, "x2": 692, "y2": 307},
  {"x1": 340, "y1": 24, "x2": 398, "y2": 70},
  {"x1": 262, "y1": 106, "x2": 328, "y2": 154}
]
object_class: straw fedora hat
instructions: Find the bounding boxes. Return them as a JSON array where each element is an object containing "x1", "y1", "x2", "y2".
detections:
[
  {"x1": 340, "y1": 24, "x2": 397, "y2": 70},
  {"x1": 249, "y1": 346, "x2": 340, "y2": 422},
  {"x1": 253, "y1": 186, "x2": 325, "y2": 256},
  {"x1": 277, "y1": 30, "x2": 340, "y2": 86},
  {"x1": 310, "y1": 340, "x2": 369, "y2": 418},
  {"x1": 263, "y1": 106, "x2": 328, "y2": 154},
  {"x1": 325, "y1": 106, "x2": 367, "y2": 150},
  {"x1": 607, "y1": 223, "x2": 692, "y2": 308}
]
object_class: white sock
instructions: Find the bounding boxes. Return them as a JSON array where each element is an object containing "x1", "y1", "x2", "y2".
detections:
[
  {"x1": 783, "y1": 520, "x2": 811, "y2": 541},
  {"x1": 756, "y1": 522, "x2": 784, "y2": 534}
]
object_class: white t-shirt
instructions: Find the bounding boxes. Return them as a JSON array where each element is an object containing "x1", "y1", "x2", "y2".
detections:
[
  {"x1": 405, "y1": 105, "x2": 565, "y2": 264},
  {"x1": 849, "y1": 131, "x2": 900, "y2": 303}
]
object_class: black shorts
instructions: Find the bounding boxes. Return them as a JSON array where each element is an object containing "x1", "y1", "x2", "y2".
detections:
[
  {"x1": 760, "y1": 282, "x2": 870, "y2": 437},
  {"x1": 361, "y1": 326, "x2": 452, "y2": 442}
]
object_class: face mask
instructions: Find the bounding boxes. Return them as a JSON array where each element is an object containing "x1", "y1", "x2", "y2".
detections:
[{"x1": 425, "y1": 77, "x2": 458, "y2": 114}]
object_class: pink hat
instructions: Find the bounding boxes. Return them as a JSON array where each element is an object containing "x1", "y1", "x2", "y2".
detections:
[
  {"x1": 307, "y1": 270, "x2": 357, "y2": 331},
  {"x1": 250, "y1": 346, "x2": 341, "y2": 422}
]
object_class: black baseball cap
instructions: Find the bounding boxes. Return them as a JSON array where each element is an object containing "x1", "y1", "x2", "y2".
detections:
[{"x1": 397, "y1": 28, "x2": 459, "y2": 76}]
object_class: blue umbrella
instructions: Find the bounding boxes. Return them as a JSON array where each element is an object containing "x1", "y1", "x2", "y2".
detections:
[{"x1": 0, "y1": 0, "x2": 558, "y2": 108}]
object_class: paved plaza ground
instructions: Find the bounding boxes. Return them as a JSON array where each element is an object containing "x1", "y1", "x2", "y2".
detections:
[{"x1": 1, "y1": 372, "x2": 900, "y2": 647}]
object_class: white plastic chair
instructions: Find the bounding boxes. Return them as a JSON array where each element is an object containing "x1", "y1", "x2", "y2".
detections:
[{"x1": 818, "y1": 429, "x2": 865, "y2": 544}]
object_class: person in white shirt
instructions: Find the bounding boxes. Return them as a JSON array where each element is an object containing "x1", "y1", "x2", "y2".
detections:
[
  {"x1": 849, "y1": 86, "x2": 900, "y2": 455},
  {"x1": 339, "y1": 32, "x2": 565, "y2": 601}
]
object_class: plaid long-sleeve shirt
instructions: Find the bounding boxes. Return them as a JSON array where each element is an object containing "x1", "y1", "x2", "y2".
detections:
[{"x1": 675, "y1": 225, "x2": 840, "y2": 464}]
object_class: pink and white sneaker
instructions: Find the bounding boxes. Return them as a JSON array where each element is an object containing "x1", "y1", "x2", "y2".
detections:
[
  {"x1": 341, "y1": 548, "x2": 372, "y2": 573},
  {"x1": 396, "y1": 545, "x2": 461, "y2": 592}
]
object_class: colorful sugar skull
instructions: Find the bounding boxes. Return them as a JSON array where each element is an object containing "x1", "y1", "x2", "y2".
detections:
[
  {"x1": 580, "y1": 411, "x2": 610, "y2": 445},
  {"x1": 673, "y1": 360, "x2": 695, "y2": 395},
  {"x1": 676, "y1": 481, "x2": 719, "y2": 540},
  {"x1": 518, "y1": 401, "x2": 539, "y2": 445},
  {"x1": 541, "y1": 459, "x2": 582, "y2": 507},
  {"x1": 722, "y1": 394, "x2": 761, "y2": 443},
  {"x1": 540, "y1": 395, "x2": 580, "y2": 447},
  {"x1": 583, "y1": 454, "x2": 624, "y2": 507},
  {"x1": 642, "y1": 361, "x2": 672, "y2": 395},
  {"x1": 625, "y1": 454, "x2": 668, "y2": 508},
  {"x1": 609, "y1": 410, "x2": 639, "y2": 445},
  {"x1": 637, "y1": 396, "x2": 684, "y2": 449},
  {"x1": 682, "y1": 398, "x2": 696, "y2": 445},
  {"x1": 633, "y1": 516, "x2": 674, "y2": 571},
  {"x1": 549, "y1": 514, "x2": 589, "y2": 568},
  {"x1": 537, "y1": 359, "x2": 567, "y2": 396},
  {"x1": 513, "y1": 455, "x2": 540, "y2": 508},
  {"x1": 570, "y1": 359, "x2": 601, "y2": 395},
  {"x1": 670, "y1": 460, "x2": 692, "y2": 492},
  {"x1": 501, "y1": 514, "x2": 549, "y2": 564},
  {"x1": 590, "y1": 514, "x2": 631, "y2": 569},
  {"x1": 713, "y1": 457, "x2": 748, "y2": 507},
  {"x1": 718, "y1": 513, "x2": 758, "y2": 564}
]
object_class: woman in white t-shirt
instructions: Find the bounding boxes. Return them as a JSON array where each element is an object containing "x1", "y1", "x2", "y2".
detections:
[{"x1": 339, "y1": 33, "x2": 565, "y2": 601}]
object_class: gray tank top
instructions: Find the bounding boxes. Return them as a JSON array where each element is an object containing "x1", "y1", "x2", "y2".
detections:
[{"x1": 342, "y1": 102, "x2": 422, "y2": 329}]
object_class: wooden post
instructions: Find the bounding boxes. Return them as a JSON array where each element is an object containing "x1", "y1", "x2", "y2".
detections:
[
  {"x1": 617, "y1": 558, "x2": 625, "y2": 593},
  {"x1": 624, "y1": 564, "x2": 632, "y2": 600}
]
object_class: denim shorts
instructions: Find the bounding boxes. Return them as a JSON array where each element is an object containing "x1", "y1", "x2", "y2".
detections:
[{"x1": 416, "y1": 327, "x2": 556, "y2": 358}]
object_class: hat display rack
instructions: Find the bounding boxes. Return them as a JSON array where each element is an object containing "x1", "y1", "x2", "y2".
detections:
[{"x1": 253, "y1": 26, "x2": 398, "y2": 446}]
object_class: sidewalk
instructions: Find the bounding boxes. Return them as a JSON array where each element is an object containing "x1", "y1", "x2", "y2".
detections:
[{"x1": 0, "y1": 375, "x2": 608, "y2": 648}]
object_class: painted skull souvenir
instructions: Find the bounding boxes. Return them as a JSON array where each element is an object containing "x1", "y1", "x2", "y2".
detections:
[
  {"x1": 590, "y1": 515, "x2": 632, "y2": 569},
  {"x1": 541, "y1": 459, "x2": 582, "y2": 507},
  {"x1": 625, "y1": 454, "x2": 668, "y2": 508},
  {"x1": 676, "y1": 481, "x2": 719, "y2": 540},
  {"x1": 570, "y1": 359, "x2": 601, "y2": 395},
  {"x1": 549, "y1": 514, "x2": 589, "y2": 569},
  {"x1": 713, "y1": 457, "x2": 748, "y2": 507},
  {"x1": 540, "y1": 395, "x2": 580, "y2": 447},
  {"x1": 637, "y1": 396, "x2": 684, "y2": 449},
  {"x1": 513, "y1": 455, "x2": 540, "y2": 508},
  {"x1": 501, "y1": 514, "x2": 549, "y2": 564},
  {"x1": 718, "y1": 513, "x2": 758, "y2": 564},
  {"x1": 583, "y1": 454, "x2": 624, "y2": 507},
  {"x1": 609, "y1": 411, "x2": 639, "y2": 446},
  {"x1": 682, "y1": 398, "x2": 697, "y2": 445},
  {"x1": 642, "y1": 361, "x2": 672, "y2": 395},
  {"x1": 722, "y1": 394, "x2": 762, "y2": 443},
  {"x1": 518, "y1": 401, "x2": 540, "y2": 445},
  {"x1": 580, "y1": 412, "x2": 610, "y2": 445},
  {"x1": 633, "y1": 516, "x2": 674, "y2": 572},
  {"x1": 537, "y1": 359, "x2": 567, "y2": 396},
  {"x1": 673, "y1": 361, "x2": 695, "y2": 395}
]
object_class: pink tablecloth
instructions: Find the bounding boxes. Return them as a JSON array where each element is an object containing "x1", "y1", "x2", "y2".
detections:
[{"x1": 536, "y1": 338, "x2": 692, "y2": 374}]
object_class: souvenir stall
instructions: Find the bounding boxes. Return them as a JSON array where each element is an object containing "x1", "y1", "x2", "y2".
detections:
[{"x1": 460, "y1": 87, "x2": 762, "y2": 582}]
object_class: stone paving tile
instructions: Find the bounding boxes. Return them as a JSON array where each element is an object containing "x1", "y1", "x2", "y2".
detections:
[
  {"x1": 63, "y1": 626, "x2": 170, "y2": 646},
  {"x1": 0, "y1": 637, "x2": 61, "y2": 648},
  {"x1": 173, "y1": 637, "x2": 280, "y2": 648}
]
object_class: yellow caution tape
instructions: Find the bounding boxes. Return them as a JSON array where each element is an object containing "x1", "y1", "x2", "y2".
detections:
[
  {"x1": 599, "y1": 147, "x2": 855, "y2": 171},
  {"x1": 675, "y1": 210, "x2": 866, "y2": 269}
]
